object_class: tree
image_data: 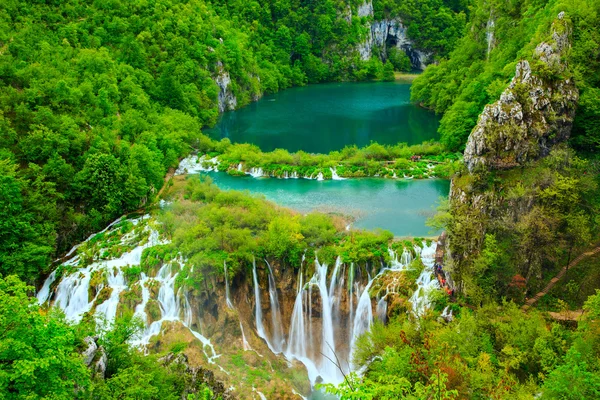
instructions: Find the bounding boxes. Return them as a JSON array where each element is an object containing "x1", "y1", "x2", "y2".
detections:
[
  {"x1": 382, "y1": 61, "x2": 395, "y2": 81},
  {"x1": 0, "y1": 275, "x2": 90, "y2": 398}
]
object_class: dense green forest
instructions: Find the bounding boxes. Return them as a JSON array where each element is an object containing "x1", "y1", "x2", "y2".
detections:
[{"x1": 0, "y1": 0, "x2": 469, "y2": 285}]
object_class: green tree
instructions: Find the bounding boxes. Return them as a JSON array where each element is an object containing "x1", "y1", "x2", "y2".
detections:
[{"x1": 0, "y1": 275, "x2": 90, "y2": 398}]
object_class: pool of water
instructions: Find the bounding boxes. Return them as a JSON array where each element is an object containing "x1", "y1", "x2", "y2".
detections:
[
  {"x1": 206, "y1": 81, "x2": 440, "y2": 153},
  {"x1": 201, "y1": 172, "x2": 449, "y2": 237}
]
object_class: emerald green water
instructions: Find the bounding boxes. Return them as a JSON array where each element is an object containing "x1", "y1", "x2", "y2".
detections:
[
  {"x1": 207, "y1": 82, "x2": 440, "y2": 153},
  {"x1": 202, "y1": 172, "x2": 449, "y2": 237}
]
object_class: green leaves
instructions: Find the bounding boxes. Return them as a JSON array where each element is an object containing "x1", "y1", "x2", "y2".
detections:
[{"x1": 0, "y1": 276, "x2": 90, "y2": 399}]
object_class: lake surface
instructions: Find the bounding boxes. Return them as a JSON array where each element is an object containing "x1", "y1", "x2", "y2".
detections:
[
  {"x1": 202, "y1": 172, "x2": 449, "y2": 237},
  {"x1": 206, "y1": 81, "x2": 440, "y2": 153}
]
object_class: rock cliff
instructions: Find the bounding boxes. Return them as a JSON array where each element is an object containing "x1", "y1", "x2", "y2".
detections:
[
  {"x1": 446, "y1": 13, "x2": 581, "y2": 294},
  {"x1": 355, "y1": 1, "x2": 430, "y2": 70},
  {"x1": 463, "y1": 12, "x2": 578, "y2": 172}
]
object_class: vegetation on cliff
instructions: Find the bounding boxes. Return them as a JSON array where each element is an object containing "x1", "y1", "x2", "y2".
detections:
[{"x1": 412, "y1": 0, "x2": 600, "y2": 153}]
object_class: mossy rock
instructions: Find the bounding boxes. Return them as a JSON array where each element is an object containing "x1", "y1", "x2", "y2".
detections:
[
  {"x1": 146, "y1": 299, "x2": 162, "y2": 323},
  {"x1": 94, "y1": 287, "x2": 113, "y2": 307}
]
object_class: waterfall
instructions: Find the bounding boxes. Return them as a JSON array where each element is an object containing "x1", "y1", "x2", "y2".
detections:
[
  {"x1": 240, "y1": 322, "x2": 252, "y2": 351},
  {"x1": 330, "y1": 167, "x2": 345, "y2": 180},
  {"x1": 252, "y1": 259, "x2": 278, "y2": 353},
  {"x1": 224, "y1": 261, "x2": 234, "y2": 309},
  {"x1": 376, "y1": 297, "x2": 388, "y2": 323},
  {"x1": 291, "y1": 171, "x2": 299, "y2": 179},
  {"x1": 286, "y1": 272, "x2": 306, "y2": 359},
  {"x1": 409, "y1": 242, "x2": 439, "y2": 316},
  {"x1": 237, "y1": 163, "x2": 243, "y2": 171},
  {"x1": 95, "y1": 267, "x2": 127, "y2": 325},
  {"x1": 313, "y1": 259, "x2": 341, "y2": 384},
  {"x1": 316, "y1": 171, "x2": 324, "y2": 181},
  {"x1": 36, "y1": 269, "x2": 57, "y2": 304},
  {"x1": 486, "y1": 16, "x2": 495, "y2": 58},
  {"x1": 248, "y1": 167, "x2": 264, "y2": 178},
  {"x1": 175, "y1": 155, "x2": 219, "y2": 175},
  {"x1": 265, "y1": 259, "x2": 285, "y2": 352},
  {"x1": 350, "y1": 279, "x2": 373, "y2": 367}
]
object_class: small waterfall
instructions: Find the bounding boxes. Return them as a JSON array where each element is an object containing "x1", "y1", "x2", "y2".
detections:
[
  {"x1": 253, "y1": 259, "x2": 277, "y2": 353},
  {"x1": 265, "y1": 260, "x2": 285, "y2": 352},
  {"x1": 316, "y1": 171, "x2": 324, "y2": 181},
  {"x1": 376, "y1": 297, "x2": 388, "y2": 323},
  {"x1": 224, "y1": 261, "x2": 234, "y2": 309},
  {"x1": 36, "y1": 269, "x2": 57, "y2": 304},
  {"x1": 286, "y1": 272, "x2": 306, "y2": 359},
  {"x1": 290, "y1": 171, "x2": 299, "y2": 179},
  {"x1": 175, "y1": 155, "x2": 219, "y2": 175},
  {"x1": 53, "y1": 266, "x2": 94, "y2": 322},
  {"x1": 248, "y1": 167, "x2": 264, "y2": 178},
  {"x1": 330, "y1": 167, "x2": 345, "y2": 180},
  {"x1": 95, "y1": 267, "x2": 127, "y2": 325},
  {"x1": 350, "y1": 279, "x2": 373, "y2": 367},
  {"x1": 441, "y1": 306, "x2": 453, "y2": 321},
  {"x1": 182, "y1": 289, "x2": 193, "y2": 327},
  {"x1": 409, "y1": 242, "x2": 439, "y2": 316},
  {"x1": 486, "y1": 16, "x2": 495, "y2": 58},
  {"x1": 237, "y1": 163, "x2": 243, "y2": 171},
  {"x1": 134, "y1": 273, "x2": 150, "y2": 324},
  {"x1": 240, "y1": 322, "x2": 252, "y2": 351},
  {"x1": 313, "y1": 259, "x2": 341, "y2": 384}
]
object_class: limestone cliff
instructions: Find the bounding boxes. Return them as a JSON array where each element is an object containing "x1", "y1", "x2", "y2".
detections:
[
  {"x1": 355, "y1": 1, "x2": 430, "y2": 70},
  {"x1": 463, "y1": 12, "x2": 578, "y2": 172},
  {"x1": 214, "y1": 61, "x2": 238, "y2": 113},
  {"x1": 446, "y1": 13, "x2": 581, "y2": 295}
]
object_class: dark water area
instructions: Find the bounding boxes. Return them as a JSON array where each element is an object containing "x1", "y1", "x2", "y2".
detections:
[{"x1": 206, "y1": 81, "x2": 440, "y2": 153}]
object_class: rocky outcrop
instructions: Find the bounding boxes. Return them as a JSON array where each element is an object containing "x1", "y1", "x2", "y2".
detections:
[
  {"x1": 214, "y1": 62, "x2": 237, "y2": 113},
  {"x1": 81, "y1": 336, "x2": 107, "y2": 378},
  {"x1": 355, "y1": 1, "x2": 430, "y2": 70},
  {"x1": 463, "y1": 12, "x2": 578, "y2": 172}
]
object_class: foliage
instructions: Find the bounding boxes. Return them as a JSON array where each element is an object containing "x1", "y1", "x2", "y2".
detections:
[
  {"x1": 444, "y1": 147, "x2": 599, "y2": 300},
  {"x1": 0, "y1": 275, "x2": 90, "y2": 398},
  {"x1": 412, "y1": 0, "x2": 600, "y2": 152}
]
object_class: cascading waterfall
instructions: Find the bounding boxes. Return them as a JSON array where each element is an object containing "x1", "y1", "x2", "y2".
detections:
[
  {"x1": 38, "y1": 217, "x2": 220, "y2": 364},
  {"x1": 330, "y1": 167, "x2": 345, "y2": 180},
  {"x1": 253, "y1": 258, "x2": 278, "y2": 354},
  {"x1": 409, "y1": 242, "x2": 439, "y2": 316},
  {"x1": 265, "y1": 260, "x2": 285, "y2": 352},
  {"x1": 350, "y1": 279, "x2": 373, "y2": 367},
  {"x1": 40, "y1": 210, "x2": 445, "y2": 390},
  {"x1": 248, "y1": 167, "x2": 264, "y2": 178},
  {"x1": 224, "y1": 261, "x2": 234, "y2": 309}
]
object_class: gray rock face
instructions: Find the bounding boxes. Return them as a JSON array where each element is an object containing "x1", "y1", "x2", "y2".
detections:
[
  {"x1": 355, "y1": 1, "x2": 430, "y2": 70},
  {"x1": 81, "y1": 336, "x2": 107, "y2": 378},
  {"x1": 357, "y1": 1, "x2": 373, "y2": 17},
  {"x1": 463, "y1": 13, "x2": 577, "y2": 172},
  {"x1": 214, "y1": 62, "x2": 237, "y2": 113}
]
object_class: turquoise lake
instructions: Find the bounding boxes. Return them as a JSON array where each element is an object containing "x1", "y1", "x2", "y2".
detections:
[
  {"x1": 206, "y1": 81, "x2": 440, "y2": 153},
  {"x1": 201, "y1": 172, "x2": 449, "y2": 237},
  {"x1": 201, "y1": 81, "x2": 448, "y2": 237}
]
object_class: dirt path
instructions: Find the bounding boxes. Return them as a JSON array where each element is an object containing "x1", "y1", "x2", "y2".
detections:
[{"x1": 522, "y1": 246, "x2": 600, "y2": 311}]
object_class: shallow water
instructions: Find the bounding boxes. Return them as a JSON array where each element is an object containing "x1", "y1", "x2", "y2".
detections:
[
  {"x1": 206, "y1": 81, "x2": 440, "y2": 153},
  {"x1": 201, "y1": 172, "x2": 449, "y2": 237}
]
